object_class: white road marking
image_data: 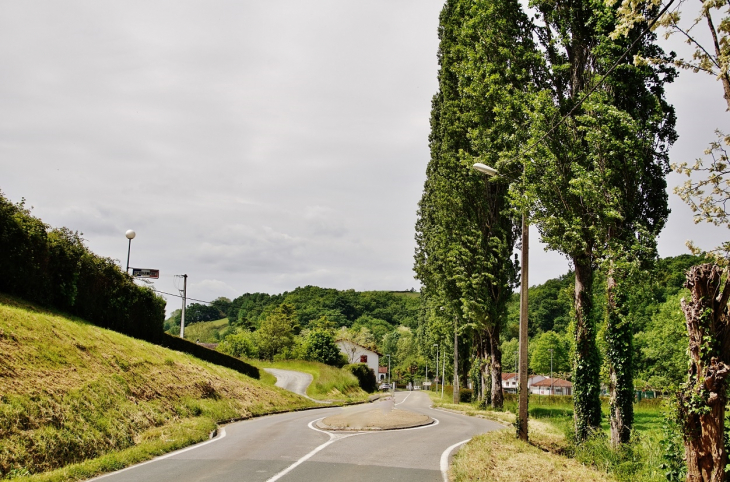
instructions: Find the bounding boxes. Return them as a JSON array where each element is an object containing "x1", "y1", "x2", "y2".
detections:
[
  {"x1": 440, "y1": 438, "x2": 471, "y2": 482},
  {"x1": 394, "y1": 391, "x2": 413, "y2": 406},
  {"x1": 265, "y1": 418, "x2": 361, "y2": 482},
  {"x1": 89, "y1": 428, "x2": 227, "y2": 480}
]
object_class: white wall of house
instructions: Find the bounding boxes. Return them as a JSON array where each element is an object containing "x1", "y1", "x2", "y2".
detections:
[{"x1": 336, "y1": 340, "x2": 380, "y2": 375}]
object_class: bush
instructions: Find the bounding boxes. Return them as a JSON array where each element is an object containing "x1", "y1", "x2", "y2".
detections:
[
  {"x1": 303, "y1": 330, "x2": 343, "y2": 366},
  {"x1": 344, "y1": 363, "x2": 377, "y2": 393},
  {"x1": 217, "y1": 330, "x2": 259, "y2": 359},
  {"x1": 0, "y1": 192, "x2": 165, "y2": 342}
]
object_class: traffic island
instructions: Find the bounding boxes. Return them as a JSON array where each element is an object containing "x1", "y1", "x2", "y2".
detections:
[{"x1": 317, "y1": 403, "x2": 433, "y2": 431}]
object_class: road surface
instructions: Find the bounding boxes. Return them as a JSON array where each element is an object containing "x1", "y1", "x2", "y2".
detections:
[
  {"x1": 263, "y1": 368, "x2": 314, "y2": 398},
  {"x1": 91, "y1": 391, "x2": 504, "y2": 482}
]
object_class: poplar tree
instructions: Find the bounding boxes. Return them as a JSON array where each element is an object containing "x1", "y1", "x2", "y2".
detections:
[
  {"x1": 414, "y1": 0, "x2": 535, "y2": 409},
  {"x1": 508, "y1": 0, "x2": 677, "y2": 441}
]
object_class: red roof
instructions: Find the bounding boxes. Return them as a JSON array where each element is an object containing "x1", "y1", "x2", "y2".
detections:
[
  {"x1": 378, "y1": 366, "x2": 388, "y2": 373},
  {"x1": 532, "y1": 378, "x2": 572, "y2": 388},
  {"x1": 501, "y1": 372, "x2": 517, "y2": 381}
]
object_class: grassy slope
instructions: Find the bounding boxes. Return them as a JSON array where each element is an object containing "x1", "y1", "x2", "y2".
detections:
[
  {"x1": 430, "y1": 392, "x2": 665, "y2": 482},
  {"x1": 179, "y1": 318, "x2": 229, "y2": 343},
  {"x1": 252, "y1": 360, "x2": 368, "y2": 402},
  {"x1": 0, "y1": 295, "x2": 315, "y2": 481}
]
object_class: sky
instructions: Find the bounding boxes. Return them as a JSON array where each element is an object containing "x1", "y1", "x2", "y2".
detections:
[{"x1": 1, "y1": 1, "x2": 727, "y2": 316}]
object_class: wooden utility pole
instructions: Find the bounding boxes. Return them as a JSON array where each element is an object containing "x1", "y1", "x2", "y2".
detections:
[
  {"x1": 453, "y1": 315, "x2": 459, "y2": 404},
  {"x1": 518, "y1": 214, "x2": 529, "y2": 441}
]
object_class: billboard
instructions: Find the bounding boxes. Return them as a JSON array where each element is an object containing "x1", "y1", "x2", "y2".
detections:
[{"x1": 132, "y1": 268, "x2": 159, "y2": 279}]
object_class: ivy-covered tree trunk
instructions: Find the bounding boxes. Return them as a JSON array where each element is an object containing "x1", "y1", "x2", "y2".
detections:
[
  {"x1": 488, "y1": 326, "x2": 504, "y2": 409},
  {"x1": 605, "y1": 267, "x2": 633, "y2": 445},
  {"x1": 573, "y1": 255, "x2": 602, "y2": 441},
  {"x1": 678, "y1": 264, "x2": 730, "y2": 482}
]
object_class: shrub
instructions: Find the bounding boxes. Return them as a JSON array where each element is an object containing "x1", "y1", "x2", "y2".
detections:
[
  {"x1": 344, "y1": 363, "x2": 377, "y2": 393},
  {"x1": 303, "y1": 330, "x2": 343, "y2": 366},
  {"x1": 0, "y1": 192, "x2": 165, "y2": 342},
  {"x1": 218, "y1": 330, "x2": 259, "y2": 359}
]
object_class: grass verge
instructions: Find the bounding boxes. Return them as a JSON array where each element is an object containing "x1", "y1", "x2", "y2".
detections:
[
  {"x1": 429, "y1": 391, "x2": 666, "y2": 482},
  {"x1": 0, "y1": 294, "x2": 315, "y2": 481}
]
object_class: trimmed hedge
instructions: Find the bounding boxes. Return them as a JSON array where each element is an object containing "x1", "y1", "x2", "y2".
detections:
[
  {"x1": 0, "y1": 192, "x2": 165, "y2": 341},
  {"x1": 344, "y1": 363, "x2": 377, "y2": 393},
  {"x1": 160, "y1": 334, "x2": 259, "y2": 379}
]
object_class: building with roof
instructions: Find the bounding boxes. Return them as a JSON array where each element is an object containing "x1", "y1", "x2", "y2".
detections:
[
  {"x1": 530, "y1": 377, "x2": 573, "y2": 396},
  {"x1": 501, "y1": 373, "x2": 547, "y2": 394},
  {"x1": 335, "y1": 339, "x2": 380, "y2": 376}
]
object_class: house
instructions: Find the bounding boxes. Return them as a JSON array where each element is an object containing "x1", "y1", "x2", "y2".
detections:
[
  {"x1": 530, "y1": 377, "x2": 573, "y2": 396},
  {"x1": 335, "y1": 339, "x2": 380, "y2": 376},
  {"x1": 378, "y1": 366, "x2": 388, "y2": 382},
  {"x1": 501, "y1": 373, "x2": 547, "y2": 394}
]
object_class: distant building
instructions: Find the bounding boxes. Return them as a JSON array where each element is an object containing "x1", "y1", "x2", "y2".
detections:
[
  {"x1": 501, "y1": 373, "x2": 547, "y2": 394},
  {"x1": 378, "y1": 366, "x2": 388, "y2": 381},
  {"x1": 335, "y1": 339, "x2": 380, "y2": 376},
  {"x1": 530, "y1": 377, "x2": 573, "y2": 396}
]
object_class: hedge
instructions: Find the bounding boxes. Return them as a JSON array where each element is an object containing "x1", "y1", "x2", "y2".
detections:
[
  {"x1": 0, "y1": 192, "x2": 165, "y2": 341},
  {"x1": 160, "y1": 334, "x2": 259, "y2": 379},
  {"x1": 344, "y1": 363, "x2": 377, "y2": 392}
]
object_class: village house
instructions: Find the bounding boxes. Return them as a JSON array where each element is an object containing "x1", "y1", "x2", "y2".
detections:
[
  {"x1": 335, "y1": 339, "x2": 380, "y2": 377},
  {"x1": 501, "y1": 373, "x2": 547, "y2": 394},
  {"x1": 530, "y1": 377, "x2": 573, "y2": 396}
]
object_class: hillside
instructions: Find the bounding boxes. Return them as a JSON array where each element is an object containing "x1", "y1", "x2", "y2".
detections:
[{"x1": 0, "y1": 294, "x2": 315, "y2": 481}]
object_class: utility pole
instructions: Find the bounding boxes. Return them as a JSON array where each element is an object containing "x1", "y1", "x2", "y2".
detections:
[
  {"x1": 517, "y1": 214, "x2": 529, "y2": 441},
  {"x1": 179, "y1": 274, "x2": 187, "y2": 339},
  {"x1": 434, "y1": 343, "x2": 439, "y2": 394},
  {"x1": 549, "y1": 348, "x2": 554, "y2": 396},
  {"x1": 442, "y1": 350, "x2": 445, "y2": 399},
  {"x1": 453, "y1": 314, "x2": 459, "y2": 404}
]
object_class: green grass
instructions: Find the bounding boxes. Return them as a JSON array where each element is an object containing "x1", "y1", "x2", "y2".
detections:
[
  {"x1": 0, "y1": 294, "x2": 315, "y2": 481},
  {"x1": 429, "y1": 391, "x2": 667, "y2": 482},
  {"x1": 177, "y1": 318, "x2": 231, "y2": 344},
  {"x1": 250, "y1": 360, "x2": 369, "y2": 402}
]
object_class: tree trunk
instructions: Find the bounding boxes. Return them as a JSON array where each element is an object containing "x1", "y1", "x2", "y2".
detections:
[
  {"x1": 678, "y1": 264, "x2": 730, "y2": 482},
  {"x1": 605, "y1": 267, "x2": 633, "y2": 446},
  {"x1": 489, "y1": 327, "x2": 504, "y2": 409},
  {"x1": 573, "y1": 255, "x2": 602, "y2": 441}
]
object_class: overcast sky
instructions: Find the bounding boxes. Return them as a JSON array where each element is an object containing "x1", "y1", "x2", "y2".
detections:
[{"x1": 1, "y1": 1, "x2": 727, "y2": 315}]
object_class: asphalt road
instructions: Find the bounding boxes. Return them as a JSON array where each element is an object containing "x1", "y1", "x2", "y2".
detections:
[
  {"x1": 91, "y1": 391, "x2": 504, "y2": 482},
  {"x1": 263, "y1": 368, "x2": 314, "y2": 398}
]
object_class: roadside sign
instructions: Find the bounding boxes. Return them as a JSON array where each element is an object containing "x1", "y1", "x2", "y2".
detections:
[
  {"x1": 423, "y1": 382, "x2": 432, "y2": 386},
  {"x1": 132, "y1": 268, "x2": 159, "y2": 279}
]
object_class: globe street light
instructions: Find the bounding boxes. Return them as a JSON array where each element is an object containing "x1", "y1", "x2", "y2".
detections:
[
  {"x1": 125, "y1": 230, "x2": 136, "y2": 274},
  {"x1": 473, "y1": 162, "x2": 530, "y2": 441}
]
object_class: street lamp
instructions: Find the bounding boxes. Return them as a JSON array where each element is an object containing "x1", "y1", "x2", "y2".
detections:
[
  {"x1": 549, "y1": 348, "x2": 554, "y2": 396},
  {"x1": 473, "y1": 162, "x2": 530, "y2": 441},
  {"x1": 433, "y1": 343, "x2": 439, "y2": 394},
  {"x1": 386, "y1": 354, "x2": 392, "y2": 392},
  {"x1": 125, "y1": 230, "x2": 136, "y2": 274}
]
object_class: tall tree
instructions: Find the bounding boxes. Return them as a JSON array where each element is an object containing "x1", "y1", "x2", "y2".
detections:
[
  {"x1": 414, "y1": 0, "x2": 533, "y2": 410},
  {"x1": 509, "y1": 0, "x2": 676, "y2": 441}
]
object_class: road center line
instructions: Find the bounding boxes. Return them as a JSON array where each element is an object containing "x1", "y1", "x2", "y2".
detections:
[
  {"x1": 394, "y1": 390, "x2": 412, "y2": 406},
  {"x1": 264, "y1": 418, "x2": 360, "y2": 482},
  {"x1": 440, "y1": 438, "x2": 471, "y2": 482}
]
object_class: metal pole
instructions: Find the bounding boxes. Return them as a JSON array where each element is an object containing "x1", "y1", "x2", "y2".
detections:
[
  {"x1": 126, "y1": 238, "x2": 132, "y2": 274},
  {"x1": 550, "y1": 349, "x2": 554, "y2": 396},
  {"x1": 441, "y1": 351, "x2": 445, "y2": 399},
  {"x1": 434, "y1": 344, "x2": 439, "y2": 394},
  {"x1": 180, "y1": 274, "x2": 187, "y2": 338},
  {"x1": 453, "y1": 315, "x2": 459, "y2": 404},
  {"x1": 518, "y1": 213, "x2": 529, "y2": 441}
]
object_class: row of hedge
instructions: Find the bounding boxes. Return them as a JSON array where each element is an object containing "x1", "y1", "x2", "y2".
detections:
[
  {"x1": 160, "y1": 334, "x2": 259, "y2": 379},
  {"x1": 0, "y1": 192, "x2": 165, "y2": 341}
]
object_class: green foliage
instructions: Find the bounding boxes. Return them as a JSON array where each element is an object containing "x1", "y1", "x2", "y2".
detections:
[
  {"x1": 344, "y1": 363, "x2": 377, "y2": 393},
  {"x1": 217, "y1": 330, "x2": 259, "y2": 359},
  {"x1": 302, "y1": 330, "x2": 342, "y2": 367},
  {"x1": 0, "y1": 191, "x2": 165, "y2": 342},
  {"x1": 183, "y1": 303, "x2": 224, "y2": 325},
  {"x1": 257, "y1": 304, "x2": 297, "y2": 361},
  {"x1": 530, "y1": 331, "x2": 571, "y2": 374}
]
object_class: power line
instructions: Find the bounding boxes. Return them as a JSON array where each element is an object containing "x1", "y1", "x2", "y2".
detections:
[
  {"x1": 516, "y1": 0, "x2": 676, "y2": 160},
  {"x1": 149, "y1": 288, "x2": 213, "y2": 305}
]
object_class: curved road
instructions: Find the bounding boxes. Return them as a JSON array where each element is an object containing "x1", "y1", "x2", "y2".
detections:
[
  {"x1": 91, "y1": 391, "x2": 504, "y2": 482},
  {"x1": 263, "y1": 368, "x2": 314, "y2": 398}
]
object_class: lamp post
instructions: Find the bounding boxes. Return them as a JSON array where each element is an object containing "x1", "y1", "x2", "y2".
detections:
[
  {"x1": 125, "y1": 230, "x2": 136, "y2": 274},
  {"x1": 433, "y1": 343, "x2": 439, "y2": 393},
  {"x1": 386, "y1": 354, "x2": 391, "y2": 392},
  {"x1": 474, "y1": 162, "x2": 530, "y2": 441},
  {"x1": 549, "y1": 348, "x2": 554, "y2": 396}
]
